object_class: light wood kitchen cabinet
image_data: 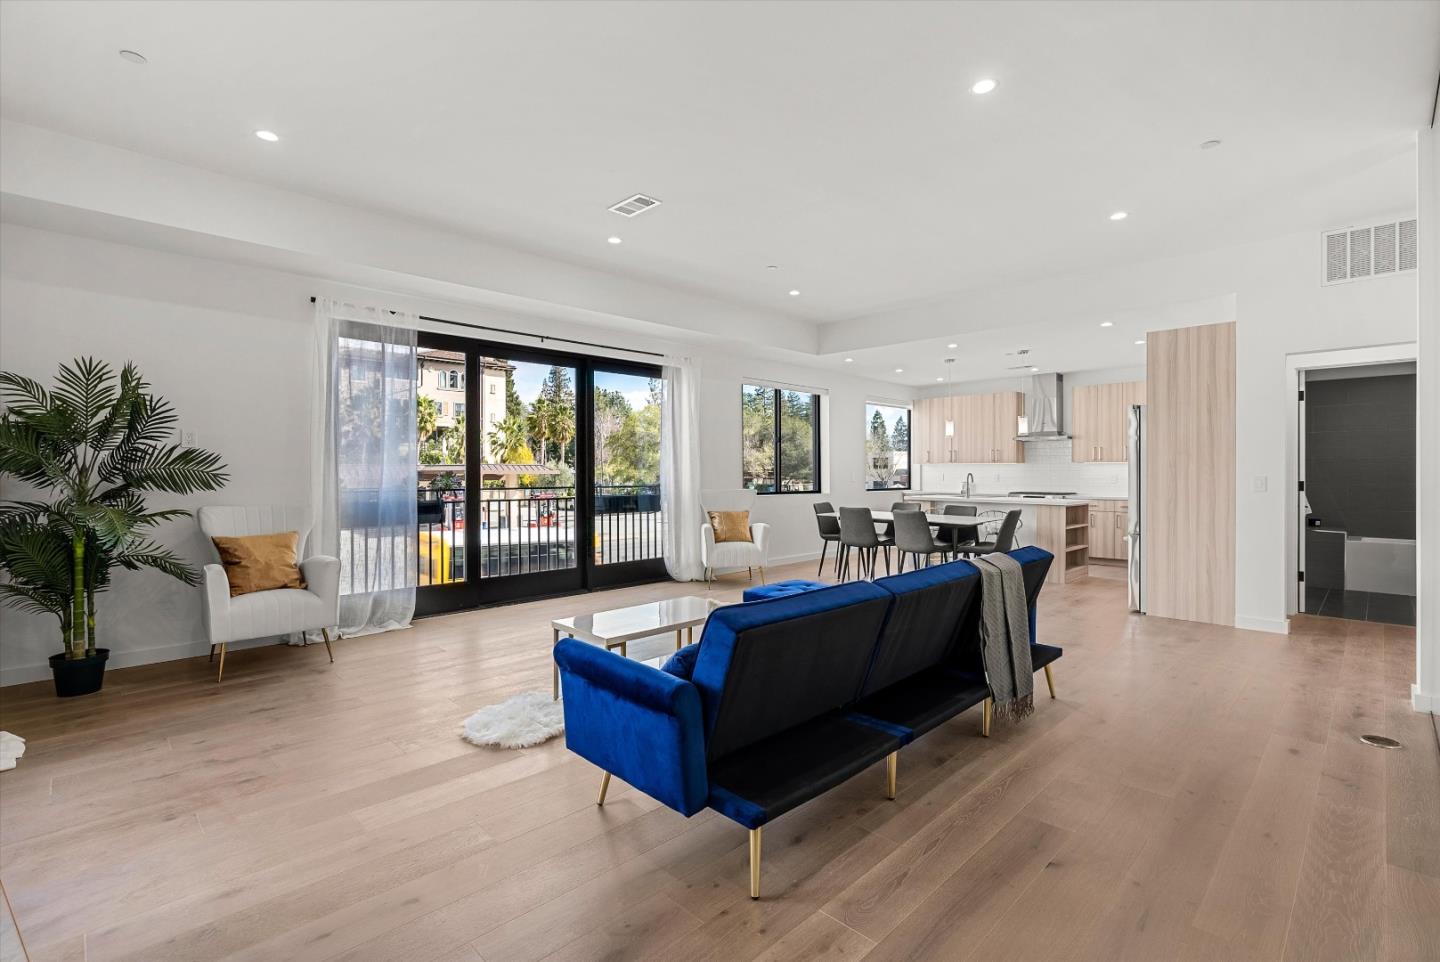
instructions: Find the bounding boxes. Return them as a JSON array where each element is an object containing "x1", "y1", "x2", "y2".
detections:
[
  {"x1": 1071, "y1": 380, "x2": 1144, "y2": 462},
  {"x1": 1088, "y1": 499, "x2": 1130, "y2": 560},
  {"x1": 912, "y1": 391, "x2": 1026, "y2": 464}
]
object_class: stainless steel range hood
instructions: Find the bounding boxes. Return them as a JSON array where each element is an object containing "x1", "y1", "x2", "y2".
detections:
[{"x1": 1014, "y1": 372, "x2": 1066, "y2": 440}]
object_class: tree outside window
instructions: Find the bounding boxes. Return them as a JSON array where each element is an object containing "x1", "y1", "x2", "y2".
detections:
[
  {"x1": 742, "y1": 384, "x2": 821, "y2": 493},
  {"x1": 865, "y1": 402, "x2": 910, "y2": 490}
]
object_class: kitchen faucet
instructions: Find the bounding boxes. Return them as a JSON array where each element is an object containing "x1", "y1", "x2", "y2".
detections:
[{"x1": 962, "y1": 472, "x2": 974, "y2": 498}]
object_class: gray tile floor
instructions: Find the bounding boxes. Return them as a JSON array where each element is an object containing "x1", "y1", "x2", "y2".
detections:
[{"x1": 1302, "y1": 587, "x2": 1416, "y2": 626}]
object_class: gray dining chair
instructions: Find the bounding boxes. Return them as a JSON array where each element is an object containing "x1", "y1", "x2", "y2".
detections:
[
  {"x1": 812, "y1": 501, "x2": 842, "y2": 578},
  {"x1": 958, "y1": 509, "x2": 1021, "y2": 556},
  {"x1": 838, "y1": 507, "x2": 892, "y2": 581},
  {"x1": 939, "y1": 503, "x2": 978, "y2": 552},
  {"x1": 893, "y1": 509, "x2": 951, "y2": 572}
]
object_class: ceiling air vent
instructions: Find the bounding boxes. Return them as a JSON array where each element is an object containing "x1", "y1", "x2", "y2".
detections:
[
  {"x1": 1323, "y1": 217, "x2": 1417, "y2": 285},
  {"x1": 608, "y1": 193, "x2": 663, "y2": 217}
]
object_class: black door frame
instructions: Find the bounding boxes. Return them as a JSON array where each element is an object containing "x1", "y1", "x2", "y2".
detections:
[{"x1": 415, "y1": 331, "x2": 666, "y2": 617}]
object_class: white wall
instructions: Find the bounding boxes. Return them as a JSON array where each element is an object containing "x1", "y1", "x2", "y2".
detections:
[
  {"x1": 1232, "y1": 224, "x2": 1417, "y2": 633},
  {"x1": 0, "y1": 224, "x2": 905, "y2": 685},
  {"x1": 1415, "y1": 127, "x2": 1438, "y2": 713}
]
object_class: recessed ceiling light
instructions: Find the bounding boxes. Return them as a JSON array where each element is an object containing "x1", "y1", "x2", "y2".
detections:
[
  {"x1": 1200, "y1": 139, "x2": 1223, "y2": 150},
  {"x1": 936, "y1": 377, "x2": 944, "y2": 382},
  {"x1": 789, "y1": 290, "x2": 800, "y2": 297},
  {"x1": 844, "y1": 357, "x2": 854, "y2": 363},
  {"x1": 254, "y1": 130, "x2": 280, "y2": 142},
  {"x1": 766, "y1": 264, "x2": 779, "y2": 270},
  {"x1": 1030, "y1": 367, "x2": 1040, "y2": 372},
  {"x1": 1100, "y1": 321, "x2": 1114, "y2": 328},
  {"x1": 1109, "y1": 211, "x2": 1128, "y2": 221},
  {"x1": 118, "y1": 49, "x2": 147, "y2": 65},
  {"x1": 1134, "y1": 339, "x2": 1146, "y2": 345},
  {"x1": 607, "y1": 236, "x2": 622, "y2": 245},
  {"x1": 947, "y1": 342, "x2": 958, "y2": 349},
  {"x1": 971, "y1": 78, "x2": 997, "y2": 95},
  {"x1": 894, "y1": 367, "x2": 905, "y2": 374}
]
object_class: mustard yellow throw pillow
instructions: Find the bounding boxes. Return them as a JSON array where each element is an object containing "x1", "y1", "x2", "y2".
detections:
[
  {"x1": 708, "y1": 510, "x2": 753, "y2": 544},
  {"x1": 212, "y1": 531, "x2": 307, "y2": 597}
]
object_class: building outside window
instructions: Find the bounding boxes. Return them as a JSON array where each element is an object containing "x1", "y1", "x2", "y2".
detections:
[
  {"x1": 865, "y1": 402, "x2": 911, "y2": 490},
  {"x1": 741, "y1": 383, "x2": 821, "y2": 493}
]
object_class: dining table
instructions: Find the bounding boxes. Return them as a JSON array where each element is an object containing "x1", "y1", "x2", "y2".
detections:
[{"x1": 820, "y1": 509, "x2": 989, "y2": 532}]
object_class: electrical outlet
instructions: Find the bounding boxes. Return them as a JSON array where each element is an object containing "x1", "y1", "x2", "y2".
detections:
[
  {"x1": 1252, "y1": 475, "x2": 1267, "y2": 493},
  {"x1": 181, "y1": 430, "x2": 197, "y2": 447}
]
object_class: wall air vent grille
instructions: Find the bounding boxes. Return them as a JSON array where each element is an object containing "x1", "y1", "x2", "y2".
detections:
[
  {"x1": 1323, "y1": 218, "x2": 1417, "y2": 285},
  {"x1": 608, "y1": 193, "x2": 663, "y2": 217}
]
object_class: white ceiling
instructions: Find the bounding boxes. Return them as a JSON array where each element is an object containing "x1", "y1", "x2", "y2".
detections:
[{"x1": 1, "y1": 0, "x2": 1436, "y2": 375}]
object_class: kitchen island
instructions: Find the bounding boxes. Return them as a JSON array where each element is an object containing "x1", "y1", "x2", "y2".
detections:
[{"x1": 904, "y1": 492, "x2": 1090, "y2": 586}]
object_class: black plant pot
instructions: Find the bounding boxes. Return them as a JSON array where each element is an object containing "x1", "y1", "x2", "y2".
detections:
[{"x1": 48, "y1": 648, "x2": 109, "y2": 698}]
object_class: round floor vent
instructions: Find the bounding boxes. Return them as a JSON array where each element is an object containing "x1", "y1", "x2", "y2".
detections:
[{"x1": 1358, "y1": 734, "x2": 1402, "y2": 750}]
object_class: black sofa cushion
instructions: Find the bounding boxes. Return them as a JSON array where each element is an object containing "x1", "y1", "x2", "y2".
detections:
[
  {"x1": 690, "y1": 581, "x2": 892, "y2": 761},
  {"x1": 707, "y1": 712, "x2": 901, "y2": 828},
  {"x1": 863, "y1": 561, "x2": 982, "y2": 697},
  {"x1": 849, "y1": 669, "x2": 991, "y2": 744}
]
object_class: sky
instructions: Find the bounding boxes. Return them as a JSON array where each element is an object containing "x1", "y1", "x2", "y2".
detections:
[{"x1": 509, "y1": 361, "x2": 655, "y2": 412}]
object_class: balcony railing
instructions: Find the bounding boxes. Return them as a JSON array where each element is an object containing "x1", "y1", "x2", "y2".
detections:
[
  {"x1": 593, "y1": 483, "x2": 663, "y2": 565},
  {"x1": 411, "y1": 483, "x2": 663, "y2": 586}
]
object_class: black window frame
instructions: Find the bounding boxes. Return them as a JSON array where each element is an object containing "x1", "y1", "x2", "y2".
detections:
[
  {"x1": 742, "y1": 383, "x2": 823, "y2": 495},
  {"x1": 864, "y1": 400, "x2": 912, "y2": 491}
]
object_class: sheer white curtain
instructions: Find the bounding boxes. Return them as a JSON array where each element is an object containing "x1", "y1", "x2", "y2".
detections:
[
  {"x1": 660, "y1": 357, "x2": 704, "y2": 581},
  {"x1": 310, "y1": 299, "x2": 419, "y2": 637}
]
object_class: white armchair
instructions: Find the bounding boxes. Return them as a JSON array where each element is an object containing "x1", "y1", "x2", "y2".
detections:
[
  {"x1": 198, "y1": 505, "x2": 340, "y2": 682},
  {"x1": 700, "y1": 489, "x2": 771, "y2": 586}
]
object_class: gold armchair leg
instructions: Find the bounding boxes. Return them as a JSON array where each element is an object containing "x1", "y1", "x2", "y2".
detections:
[
  {"x1": 759, "y1": 566, "x2": 766, "y2": 584},
  {"x1": 885, "y1": 751, "x2": 898, "y2": 800},
  {"x1": 321, "y1": 627, "x2": 335, "y2": 664},
  {"x1": 216, "y1": 643, "x2": 227, "y2": 683},
  {"x1": 981, "y1": 697, "x2": 992, "y2": 737},
  {"x1": 749, "y1": 827, "x2": 763, "y2": 899},
  {"x1": 1043, "y1": 664, "x2": 1055, "y2": 699},
  {"x1": 597, "y1": 771, "x2": 612, "y2": 806}
]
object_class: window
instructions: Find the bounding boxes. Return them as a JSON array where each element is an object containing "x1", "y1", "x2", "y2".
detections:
[
  {"x1": 436, "y1": 370, "x2": 445, "y2": 388},
  {"x1": 489, "y1": 383, "x2": 497, "y2": 395},
  {"x1": 865, "y1": 402, "x2": 911, "y2": 490},
  {"x1": 454, "y1": 402, "x2": 465, "y2": 418},
  {"x1": 742, "y1": 384, "x2": 821, "y2": 493},
  {"x1": 447, "y1": 370, "x2": 459, "y2": 390}
]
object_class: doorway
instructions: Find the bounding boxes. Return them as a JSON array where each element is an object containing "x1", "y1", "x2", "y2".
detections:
[
  {"x1": 1297, "y1": 359, "x2": 1416, "y2": 625},
  {"x1": 414, "y1": 332, "x2": 665, "y2": 616}
]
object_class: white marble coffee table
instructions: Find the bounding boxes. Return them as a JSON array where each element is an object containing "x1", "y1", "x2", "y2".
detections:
[{"x1": 551, "y1": 596, "x2": 719, "y2": 699}]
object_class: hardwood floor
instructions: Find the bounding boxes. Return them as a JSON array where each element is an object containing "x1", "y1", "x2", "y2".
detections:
[{"x1": 1, "y1": 562, "x2": 1436, "y2": 961}]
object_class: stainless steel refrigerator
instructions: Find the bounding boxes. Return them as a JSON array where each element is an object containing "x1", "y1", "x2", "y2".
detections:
[{"x1": 1127, "y1": 404, "x2": 1145, "y2": 613}]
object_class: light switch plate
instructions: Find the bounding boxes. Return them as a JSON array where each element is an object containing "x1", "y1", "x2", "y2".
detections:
[{"x1": 1252, "y1": 476, "x2": 1268, "y2": 492}]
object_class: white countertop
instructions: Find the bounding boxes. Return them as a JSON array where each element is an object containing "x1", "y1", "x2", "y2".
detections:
[{"x1": 904, "y1": 492, "x2": 1095, "y2": 508}]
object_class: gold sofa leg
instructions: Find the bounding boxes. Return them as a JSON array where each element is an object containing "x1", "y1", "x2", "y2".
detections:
[
  {"x1": 216, "y1": 643, "x2": 227, "y2": 683},
  {"x1": 981, "y1": 697, "x2": 992, "y2": 737},
  {"x1": 749, "y1": 827, "x2": 763, "y2": 899},
  {"x1": 597, "y1": 771, "x2": 612, "y2": 806},
  {"x1": 1043, "y1": 664, "x2": 1055, "y2": 699},
  {"x1": 885, "y1": 752, "x2": 898, "y2": 800}
]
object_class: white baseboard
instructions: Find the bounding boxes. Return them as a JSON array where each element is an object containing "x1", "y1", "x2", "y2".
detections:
[
  {"x1": 0, "y1": 636, "x2": 279, "y2": 688},
  {"x1": 1234, "y1": 614, "x2": 1291, "y2": 634},
  {"x1": 1414, "y1": 685, "x2": 1438, "y2": 714}
]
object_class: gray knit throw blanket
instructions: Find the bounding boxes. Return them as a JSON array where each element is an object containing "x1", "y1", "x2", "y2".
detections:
[{"x1": 973, "y1": 552, "x2": 1034, "y2": 722}]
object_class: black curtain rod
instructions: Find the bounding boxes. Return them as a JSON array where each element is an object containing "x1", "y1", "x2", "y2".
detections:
[{"x1": 309, "y1": 296, "x2": 666, "y2": 359}]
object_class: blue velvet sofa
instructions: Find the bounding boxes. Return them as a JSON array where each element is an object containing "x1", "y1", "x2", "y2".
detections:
[{"x1": 553, "y1": 545, "x2": 1059, "y2": 898}]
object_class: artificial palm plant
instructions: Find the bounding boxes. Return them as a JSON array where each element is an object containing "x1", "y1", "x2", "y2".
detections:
[{"x1": 0, "y1": 357, "x2": 229, "y2": 661}]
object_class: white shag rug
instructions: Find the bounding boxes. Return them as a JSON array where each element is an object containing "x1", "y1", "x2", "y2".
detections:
[
  {"x1": 0, "y1": 731, "x2": 25, "y2": 772},
  {"x1": 460, "y1": 691, "x2": 565, "y2": 749}
]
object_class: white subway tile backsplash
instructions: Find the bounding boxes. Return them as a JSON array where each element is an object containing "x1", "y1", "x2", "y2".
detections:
[{"x1": 917, "y1": 438, "x2": 1128, "y2": 498}]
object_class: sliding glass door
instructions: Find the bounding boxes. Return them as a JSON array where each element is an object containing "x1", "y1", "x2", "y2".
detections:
[
  {"x1": 415, "y1": 333, "x2": 663, "y2": 615},
  {"x1": 590, "y1": 363, "x2": 665, "y2": 588}
]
